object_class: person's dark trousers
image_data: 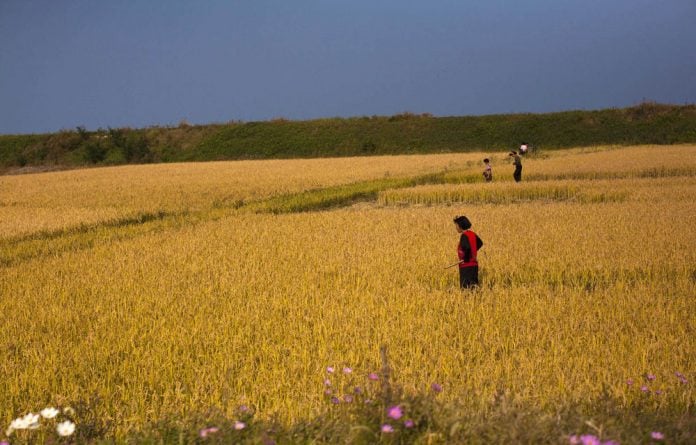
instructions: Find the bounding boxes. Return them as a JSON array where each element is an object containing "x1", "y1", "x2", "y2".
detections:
[
  {"x1": 459, "y1": 266, "x2": 479, "y2": 289},
  {"x1": 514, "y1": 166, "x2": 522, "y2": 182}
]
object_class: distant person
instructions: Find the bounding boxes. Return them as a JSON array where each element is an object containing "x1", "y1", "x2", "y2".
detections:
[
  {"x1": 482, "y1": 158, "x2": 493, "y2": 182},
  {"x1": 453, "y1": 215, "x2": 484, "y2": 289},
  {"x1": 519, "y1": 142, "x2": 529, "y2": 155},
  {"x1": 509, "y1": 151, "x2": 522, "y2": 182}
]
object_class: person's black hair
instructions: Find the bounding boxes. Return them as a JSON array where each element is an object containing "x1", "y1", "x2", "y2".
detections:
[
  {"x1": 453, "y1": 215, "x2": 471, "y2": 230},
  {"x1": 483, "y1": 158, "x2": 489, "y2": 163},
  {"x1": 509, "y1": 151, "x2": 517, "y2": 155}
]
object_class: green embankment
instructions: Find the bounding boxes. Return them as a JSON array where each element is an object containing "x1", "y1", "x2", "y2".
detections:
[{"x1": 1, "y1": 102, "x2": 695, "y2": 171}]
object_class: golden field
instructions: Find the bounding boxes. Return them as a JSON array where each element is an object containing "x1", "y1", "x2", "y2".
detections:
[
  {"x1": 1, "y1": 145, "x2": 695, "y2": 440},
  {"x1": 0, "y1": 153, "x2": 477, "y2": 240}
]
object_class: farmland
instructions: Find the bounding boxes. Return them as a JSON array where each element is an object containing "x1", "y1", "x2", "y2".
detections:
[{"x1": 1, "y1": 145, "x2": 695, "y2": 443}]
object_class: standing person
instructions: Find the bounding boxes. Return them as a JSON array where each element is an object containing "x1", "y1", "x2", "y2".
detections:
[
  {"x1": 509, "y1": 151, "x2": 522, "y2": 182},
  {"x1": 482, "y1": 158, "x2": 493, "y2": 182},
  {"x1": 453, "y1": 215, "x2": 484, "y2": 289}
]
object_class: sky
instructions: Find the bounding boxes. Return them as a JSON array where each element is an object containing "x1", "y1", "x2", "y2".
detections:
[{"x1": 1, "y1": 0, "x2": 695, "y2": 135}]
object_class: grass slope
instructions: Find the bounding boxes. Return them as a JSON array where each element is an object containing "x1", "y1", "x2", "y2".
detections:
[{"x1": 1, "y1": 103, "x2": 695, "y2": 172}]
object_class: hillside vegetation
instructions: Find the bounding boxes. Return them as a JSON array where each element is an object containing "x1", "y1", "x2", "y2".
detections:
[{"x1": 1, "y1": 102, "x2": 695, "y2": 173}]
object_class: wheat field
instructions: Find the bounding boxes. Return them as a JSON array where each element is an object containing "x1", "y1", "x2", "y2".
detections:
[
  {"x1": 1, "y1": 145, "x2": 694, "y2": 442},
  {"x1": 0, "y1": 153, "x2": 479, "y2": 240}
]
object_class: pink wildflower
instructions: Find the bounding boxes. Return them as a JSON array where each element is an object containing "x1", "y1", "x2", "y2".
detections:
[
  {"x1": 646, "y1": 373, "x2": 656, "y2": 381},
  {"x1": 387, "y1": 405, "x2": 403, "y2": 420},
  {"x1": 431, "y1": 383, "x2": 443, "y2": 393},
  {"x1": 626, "y1": 378, "x2": 634, "y2": 386},
  {"x1": 640, "y1": 386, "x2": 650, "y2": 393},
  {"x1": 579, "y1": 434, "x2": 600, "y2": 445},
  {"x1": 404, "y1": 419, "x2": 415, "y2": 428},
  {"x1": 381, "y1": 424, "x2": 394, "y2": 433},
  {"x1": 326, "y1": 366, "x2": 335, "y2": 373},
  {"x1": 343, "y1": 367, "x2": 352, "y2": 374},
  {"x1": 651, "y1": 431, "x2": 664, "y2": 440},
  {"x1": 368, "y1": 373, "x2": 379, "y2": 381},
  {"x1": 199, "y1": 427, "x2": 220, "y2": 438}
]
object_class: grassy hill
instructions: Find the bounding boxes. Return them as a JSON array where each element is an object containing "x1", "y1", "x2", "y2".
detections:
[{"x1": 1, "y1": 102, "x2": 695, "y2": 172}]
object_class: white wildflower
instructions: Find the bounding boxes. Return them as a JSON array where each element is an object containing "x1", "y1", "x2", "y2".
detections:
[
  {"x1": 9, "y1": 417, "x2": 29, "y2": 431},
  {"x1": 23, "y1": 413, "x2": 40, "y2": 429},
  {"x1": 41, "y1": 407, "x2": 60, "y2": 419},
  {"x1": 56, "y1": 420, "x2": 76, "y2": 436},
  {"x1": 233, "y1": 420, "x2": 246, "y2": 430}
]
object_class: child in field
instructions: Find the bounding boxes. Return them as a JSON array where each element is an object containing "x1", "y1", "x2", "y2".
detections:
[
  {"x1": 453, "y1": 215, "x2": 484, "y2": 289},
  {"x1": 482, "y1": 158, "x2": 492, "y2": 182}
]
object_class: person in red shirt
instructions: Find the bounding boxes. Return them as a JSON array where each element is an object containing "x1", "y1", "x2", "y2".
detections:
[{"x1": 453, "y1": 215, "x2": 484, "y2": 289}]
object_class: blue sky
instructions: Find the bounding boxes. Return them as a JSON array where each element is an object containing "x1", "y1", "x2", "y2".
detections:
[{"x1": 1, "y1": 0, "x2": 695, "y2": 134}]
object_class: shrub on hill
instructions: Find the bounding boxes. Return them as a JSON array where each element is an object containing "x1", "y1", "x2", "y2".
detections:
[{"x1": 1, "y1": 103, "x2": 694, "y2": 172}]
